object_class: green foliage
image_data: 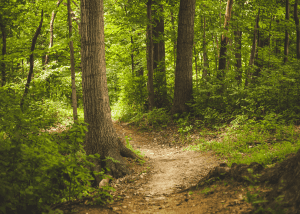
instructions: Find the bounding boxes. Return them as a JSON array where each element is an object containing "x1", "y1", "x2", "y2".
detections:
[
  {"x1": 124, "y1": 136, "x2": 146, "y2": 165},
  {"x1": 127, "y1": 108, "x2": 171, "y2": 130},
  {"x1": 0, "y1": 89, "x2": 112, "y2": 214},
  {"x1": 184, "y1": 116, "x2": 300, "y2": 167}
]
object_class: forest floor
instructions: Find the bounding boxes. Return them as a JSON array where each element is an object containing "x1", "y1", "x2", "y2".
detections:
[{"x1": 58, "y1": 121, "x2": 259, "y2": 214}]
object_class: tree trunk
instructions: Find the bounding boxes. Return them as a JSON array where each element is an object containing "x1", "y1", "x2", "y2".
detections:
[
  {"x1": 0, "y1": 22, "x2": 6, "y2": 86},
  {"x1": 171, "y1": 0, "x2": 195, "y2": 115},
  {"x1": 45, "y1": 0, "x2": 62, "y2": 65},
  {"x1": 295, "y1": 0, "x2": 300, "y2": 59},
  {"x1": 131, "y1": 33, "x2": 134, "y2": 75},
  {"x1": 284, "y1": 0, "x2": 290, "y2": 63},
  {"x1": 245, "y1": 11, "x2": 259, "y2": 87},
  {"x1": 146, "y1": 0, "x2": 154, "y2": 110},
  {"x1": 153, "y1": 4, "x2": 167, "y2": 108},
  {"x1": 218, "y1": 0, "x2": 234, "y2": 79},
  {"x1": 68, "y1": 0, "x2": 78, "y2": 121},
  {"x1": 20, "y1": 10, "x2": 43, "y2": 111},
  {"x1": 194, "y1": 46, "x2": 198, "y2": 90},
  {"x1": 170, "y1": 8, "x2": 176, "y2": 70},
  {"x1": 203, "y1": 16, "x2": 209, "y2": 78},
  {"x1": 234, "y1": 28, "x2": 242, "y2": 85},
  {"x1": 80, "y1": 0, "x2": 141, "y2": 187}
]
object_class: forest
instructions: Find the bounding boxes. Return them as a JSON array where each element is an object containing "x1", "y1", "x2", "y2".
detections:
[{"x1": 1, "y1": 0, "x2": 300, "y2": 213}]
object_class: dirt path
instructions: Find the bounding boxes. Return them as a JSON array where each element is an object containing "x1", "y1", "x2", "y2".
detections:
[{"x1": 64, "y1": 122, "x2": 254, "y2": 214}]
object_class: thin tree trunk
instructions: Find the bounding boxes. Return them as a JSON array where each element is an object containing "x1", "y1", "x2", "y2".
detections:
[
  {"x1": 234, "y1": 26, "x2": 242, "y2": 85},
  {"x1": 171, "y1": 10, "x2": 176, "y2": 70},
  {"x1": 194, "y1": 46, "x2": 198, "y2": 89},
  {"x1": 212, "y1": 35, "x2": 218, "y2": 72},
  {"x1": 68, "y1": 0, "x2": 78, "y2": 121},
  {"x1": 80, "y1": 0, "x2": 141, "y2": 187},
  {"x1": 246, "y1": 11, "x2": 260, "y2": 87},
  {"x1": 295, "y1": 0, "x2": 300, "y2": 59},
  {"x1": 171, "y1": 0, "x2": 195, "y2": 115},
  {"x1": 146, "y1": 0, "x2": 154, "y2": 110},
  {"x1": 131, "y1": 33, "x2": 134, "y2": 75},
  {"x1": 203, "y1": 16, "x2": 209, "y2": 78},
  {"x1": 20, "y1": 10, "x2": 43, "y2": 110},
  {"x1": 0, "y1": 22, "x2": 6, "y2": 86},
  {"x1": 153, "y1": 4, "x2": 167, "y2": 108},
  {"x1": 45, "y1": 0, "x2": 62, "y2": 65},
  {"x1": 218, "y1": 0, "x2": 234, "y2": 79},
  {"x1": 284, "y1": 0, "x2": 290, "y2": 63}
]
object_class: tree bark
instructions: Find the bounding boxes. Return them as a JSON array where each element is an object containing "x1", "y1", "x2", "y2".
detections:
[
  {"x1": 218, "y1": 0, "x2": 234, "y2": 79},
  {"x1": 153, "y1": 4, "x2": 167, "y2": 108},
  {"x1": 146, "y1": 0, "x2": 155, "y2": 110},
  {"x1": 20, "y1": 10, "x2": 43, "y2": 110},
  {"x1": 295, "y1": 0, "x2": 300, "y2": 59},
  {"x1": 245, "y1": 11, "x2": 259, "y2": 87},
  {"x1": 0, "y1": 22, "x2": 6, "y2": 86},
  {"x1": 68, "y1": 0, "x2": 78, "y2": 121},
  {"x1": 171, "y1": 0, "x2": 195, "y2": 115},
  {"x1": 284, "y1": 0, "x2": 290, "y2": 63},
  {"x1": 45, "y1": 0, "x2": 62, "y2": 65},
  {"x1": 80, "y1": 0, "x2": 141, "y2": 187}
]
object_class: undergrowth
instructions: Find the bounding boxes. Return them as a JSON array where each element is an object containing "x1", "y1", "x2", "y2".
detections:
[{"x1": 183, "y1": 113, "x2": 300, "y2": 167}]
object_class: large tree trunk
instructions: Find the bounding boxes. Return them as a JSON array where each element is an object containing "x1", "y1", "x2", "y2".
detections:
[
  {"x1": 80, "y1": 0, "x2": 141, "y2": 187},
  {"x1": 146, "y1": 0, "x2": 154, "y2": 110},
  {"x1": 67, "y1": 0, "x2": 78, "y2": 121},
  {"x1": 218, "y1": 0, "x2": 233, "y2": 79},
  {"x1": 45, "y1": 0, "x2": 62, "y2": 65},
  {"x1": 284, "y1": 0, "x2": 290, "y2": 63},
  {"x1": 170, "y1": 0, "x2": 195, "y2": 115},
  {"x1": 153, "y1": 4, "x2": 167, "y2": 108},
  {"x1": 0, "y1": 22, "x2": 6, "y2": 86},
  {"x1": 20, "y1": 10, "x2": 43, "y2": 111},
  {"x1": 295, "y1": 0, "x2": 300, "y2": 59}
]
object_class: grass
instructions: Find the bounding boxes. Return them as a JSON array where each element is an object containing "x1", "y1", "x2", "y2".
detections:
[{"x1": 184, "y1": 120, "x2": 300, "y2": 167}]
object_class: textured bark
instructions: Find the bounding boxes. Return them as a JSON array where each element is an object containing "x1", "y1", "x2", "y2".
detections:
[
  {"x1": 80, "y1": 0, "x2": 140, "y2": 187},
  {"x1": 146, "y1": 0, "x2": 154, "y2": 110},
  {"x1": 295, "y1": 0, "x2": 300, "y2": 59},
  {"x1": 68, "y1": 0, "x2": 78, "y2": 121},
  {"x1": 20, "y1": 10, "x2": 43, "y2": 110},
  {"x1": 45, "y1": 0, "x2": 62, "y2": 65},
  {"x1": 203, "y1": 16, "x2": 209, "y2": 78},
  {"x1": 153, "y1": 4, "x2": 167, "y2": 108},
  {"x1": 0, "y1": 22, "x2": 6, "y2": 86},
  {"x1": 218, "y1": 0, "x2": 233, "y2": 79},
  {"x1": 171, "y1": 0, "x2": 195, "y2": 115},
  {"x1": 284, "y1": 0, "x2": 290, "y2": 63},
  {"x1": 245, "y1": 11, "x2": 259, "y2": 87}
]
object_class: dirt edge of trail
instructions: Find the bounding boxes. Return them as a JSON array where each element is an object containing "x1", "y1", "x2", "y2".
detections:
[{"x1": 56, "y1": 121, "x2": 264, "y2": 214}]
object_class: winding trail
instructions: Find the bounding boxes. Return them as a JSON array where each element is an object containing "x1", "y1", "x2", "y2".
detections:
[{"x1": 67, "y1": 121, "x2": 253, "y2": 214}]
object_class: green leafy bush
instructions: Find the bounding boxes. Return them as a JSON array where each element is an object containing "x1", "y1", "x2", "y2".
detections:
[{"x1": 0, "y1": 89, "x2": 110, "y2": 214}]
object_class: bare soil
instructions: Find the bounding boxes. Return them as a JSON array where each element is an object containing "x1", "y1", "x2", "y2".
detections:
[{"x1": 55, "y1": 121, "x2": 258, "y2": 214}]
